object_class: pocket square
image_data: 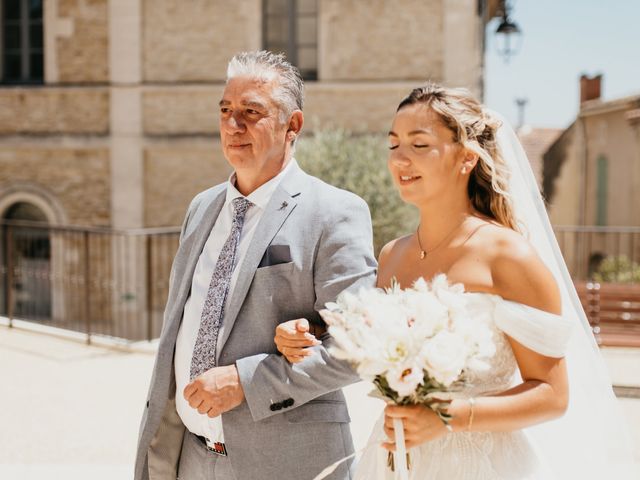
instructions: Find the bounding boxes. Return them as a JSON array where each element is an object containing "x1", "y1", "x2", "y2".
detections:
[{"x1": 258, "y1": 244, "x2": 292, "y2": 268}]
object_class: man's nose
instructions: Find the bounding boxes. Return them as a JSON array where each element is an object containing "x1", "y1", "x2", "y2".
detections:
[{"x1": 224, "y1": 113, "x2": 245, "y2": 134}]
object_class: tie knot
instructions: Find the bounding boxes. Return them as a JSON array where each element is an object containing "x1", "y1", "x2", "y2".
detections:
[{"x1": 231, "y1": 197, "x2": 252, "y2": 219}]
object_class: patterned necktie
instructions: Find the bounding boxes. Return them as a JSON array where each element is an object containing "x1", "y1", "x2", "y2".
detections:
[{"x1": 190, "y1": 197, "x2": 253, "y2": 380}]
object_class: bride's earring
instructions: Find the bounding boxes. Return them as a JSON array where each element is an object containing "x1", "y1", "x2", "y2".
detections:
[{"x1": 461, "y1": 167, "x2": 467, "y2": 174}]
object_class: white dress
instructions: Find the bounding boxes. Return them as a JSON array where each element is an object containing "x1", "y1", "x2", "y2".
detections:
[{"x1": 354, "y1": 293, "x2": 574, "y2": 480}]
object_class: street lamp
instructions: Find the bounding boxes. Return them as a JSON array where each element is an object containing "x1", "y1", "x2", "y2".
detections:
[{"x1": 495, "y1": 1, "x2": 522, "y2": 63}]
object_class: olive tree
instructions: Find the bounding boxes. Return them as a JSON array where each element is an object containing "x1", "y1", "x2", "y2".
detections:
[{"x1": 296, "y1": 128, "x2": 416, "y2": 254}]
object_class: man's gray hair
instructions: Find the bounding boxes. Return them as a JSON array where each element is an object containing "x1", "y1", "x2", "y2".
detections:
[{"x1": 226, "y1": 50, "x2": 304, "y2": 123}]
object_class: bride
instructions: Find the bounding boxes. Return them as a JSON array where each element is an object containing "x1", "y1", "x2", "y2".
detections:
[{"x1": 274, "y1": 83, "x2": 637, "y2": 479}]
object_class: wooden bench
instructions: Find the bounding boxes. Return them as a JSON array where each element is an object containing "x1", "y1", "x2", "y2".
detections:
[{"x1": 575, "y1": 282, "x2": 640, "y2": 347}]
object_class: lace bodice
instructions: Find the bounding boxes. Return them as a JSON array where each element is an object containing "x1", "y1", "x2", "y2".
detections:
[
  {"x1": 457, "y1": 293, "x2": 519, "y2": 397},
  {"x1": 354, "y1": 293, "x2": 573, "y2": 480}
]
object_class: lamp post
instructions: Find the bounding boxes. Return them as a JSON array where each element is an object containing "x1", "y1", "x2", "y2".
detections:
[
  {"x1": 515, "y1": 97, "x2": 528, "y2": 131},
  {"x1": 495, "y1": 1, "x2": 522, "y2": 63}
]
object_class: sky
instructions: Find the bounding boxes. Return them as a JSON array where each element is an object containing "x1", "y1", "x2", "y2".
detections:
[{"x1": 483, "y1": 0, "x2": 640, "y2": 129}]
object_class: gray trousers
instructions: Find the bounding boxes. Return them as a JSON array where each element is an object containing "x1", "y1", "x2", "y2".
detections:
[{"x1": 178, "y1": 432, "x2": 237, "y2": 480}]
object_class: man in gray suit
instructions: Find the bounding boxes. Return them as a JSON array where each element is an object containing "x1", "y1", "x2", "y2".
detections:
[{"x1": 135, "y1": 51, "x2": 377, "y2": 480}]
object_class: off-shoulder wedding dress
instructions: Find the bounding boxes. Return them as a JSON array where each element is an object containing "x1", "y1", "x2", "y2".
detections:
[
  {"x1": 326, "y1": 113, "x2": 637, "y2": 480},
  {"x1": 355, "y1": 293, "x2": 572, "y2": 480}
]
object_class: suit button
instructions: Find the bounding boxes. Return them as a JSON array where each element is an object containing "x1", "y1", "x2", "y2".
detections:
[
  {"x1": 284, "y1": 398, "x2": 294, "y2": 408},
  {"x1": 275, "y1": 403, "x2": 283, "y2": 411},
  {"x1": 146, "y1": 400, "x2": 150, "y2": 408},
  {"x1": 270, "y1": 402, "x2": 283, "y2": 411}
]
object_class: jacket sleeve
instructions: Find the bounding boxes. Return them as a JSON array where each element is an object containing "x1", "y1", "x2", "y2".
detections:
[{"x1": 235, "y1": 192, "x2": 378, "y2": 422}]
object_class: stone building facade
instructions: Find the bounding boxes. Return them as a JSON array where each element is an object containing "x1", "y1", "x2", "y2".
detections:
[
  {"x1": 0, "y1": 0, "x2": 503, "y2": 332},
  {"x1": 1, "y1": 0, "x2": 502, "y2": 229},
  {"x1": 543, "y1": 75, "x2": 640, "y2": 278}
]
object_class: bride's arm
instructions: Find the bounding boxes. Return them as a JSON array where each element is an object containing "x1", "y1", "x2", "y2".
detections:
[
  {"x1": 385, "y1": 233, "x2": 569, "y2": 449},
  {"x1": 448, "y1": 235, "x2": 568, "y2": 432}
]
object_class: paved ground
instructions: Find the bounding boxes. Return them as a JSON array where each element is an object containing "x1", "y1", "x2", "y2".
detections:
[{"x1": 1, "y1": 322, "x2": 639, "y2": 479}]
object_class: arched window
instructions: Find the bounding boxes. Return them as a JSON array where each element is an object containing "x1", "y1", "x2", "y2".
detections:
[{"x1": 1, "y1": 201, "x2": 51, "y2": 318}]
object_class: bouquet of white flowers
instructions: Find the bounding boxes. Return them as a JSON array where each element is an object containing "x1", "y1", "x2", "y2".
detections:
[{"x1": 319, "y1": 274, "x2": 496, "y2": 479}]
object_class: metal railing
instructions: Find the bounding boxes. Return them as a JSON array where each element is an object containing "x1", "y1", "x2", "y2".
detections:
[
  {"x1": 0, "y1": 220, "x2": 180, "y2": 343},
  {"x1": 553, "y1": 225, "x2": 640, "y2": 282},
  {"x1": 2, "y1": 222, "x2": 640, "y2": 344}
]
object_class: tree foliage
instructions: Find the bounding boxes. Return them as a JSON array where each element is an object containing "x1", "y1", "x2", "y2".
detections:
[
  {"x1": 296, "y1": 129, "x2": 416, "y2": 254},
  {"x1": 594, "y1": 255, "x2": 640, "y2": 284}
]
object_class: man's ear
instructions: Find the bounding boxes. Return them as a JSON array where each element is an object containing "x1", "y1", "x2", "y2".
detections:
[{"x1": 286, "y1": 110, "x2": 304, "y2": 142}]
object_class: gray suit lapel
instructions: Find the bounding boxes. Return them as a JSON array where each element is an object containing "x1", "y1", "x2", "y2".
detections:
[{"x1": 216, "y1": 169, "x2": 304, "y2": 359}]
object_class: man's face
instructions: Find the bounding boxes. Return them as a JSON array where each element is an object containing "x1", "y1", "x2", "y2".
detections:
[{"x1": 219, "y1": 76, "x2": 290, "y2": 178}]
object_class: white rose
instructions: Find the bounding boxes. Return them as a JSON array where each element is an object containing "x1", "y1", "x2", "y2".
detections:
[
  {"x1": 420, "y1": 331, "x2": 468, "y2": 387},
  {"x1": 386, "y1": 362, "x2": 424, "y2": 398}
]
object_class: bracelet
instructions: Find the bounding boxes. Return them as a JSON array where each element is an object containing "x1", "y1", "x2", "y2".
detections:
[{"x1": 467, "y1": 397, "x2": 476, "y2": 431}]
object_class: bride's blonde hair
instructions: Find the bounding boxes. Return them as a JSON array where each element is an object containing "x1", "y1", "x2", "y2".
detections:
[{"x1": 397, "y1": 82, "x2": 518, "y2": 231}]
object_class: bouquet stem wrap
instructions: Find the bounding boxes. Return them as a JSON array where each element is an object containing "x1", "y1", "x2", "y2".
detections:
[{"x1": 393, "y1": 418, "x2": 409, "y2": 480}]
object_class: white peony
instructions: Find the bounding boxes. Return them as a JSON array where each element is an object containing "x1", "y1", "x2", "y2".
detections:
[{"x1": 386, "y1": 361, "x2": 425, "y2": 398}]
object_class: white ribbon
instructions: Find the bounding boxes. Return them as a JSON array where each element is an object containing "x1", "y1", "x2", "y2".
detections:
[{"x1": 393, "y1": 417, "x2": 409, "y2": 480}]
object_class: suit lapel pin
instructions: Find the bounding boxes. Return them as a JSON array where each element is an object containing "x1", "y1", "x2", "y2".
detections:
[{"x1": 279, "y1": 201, "x2": 288, "y2": 210}]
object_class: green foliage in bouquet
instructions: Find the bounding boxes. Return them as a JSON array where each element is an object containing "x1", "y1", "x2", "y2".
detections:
[
  {"x1": 372, "y1": 372, "x2": 457, "y2": 425},
  {"x1": 296, "y1": 128, "x2": 417, "y2": 254},
  {"x1": 594, "y1": 255, "x2": 640, "y2": 284}
]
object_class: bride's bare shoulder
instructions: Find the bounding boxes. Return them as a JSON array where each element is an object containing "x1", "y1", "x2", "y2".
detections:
[
  {"x1": 473, "y1": 224, "x2": 561, "y2": 315},
  {"x1": 377, "y1": 234, "x2": 413, "y2": 286},
  {"x1": 379, "y1": 234, "x2": 413, "y2": 261}
]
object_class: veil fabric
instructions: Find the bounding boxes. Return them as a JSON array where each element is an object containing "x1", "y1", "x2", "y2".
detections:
[{"x1": 491, "y1": 111, "x2": 638, "y2": 478}]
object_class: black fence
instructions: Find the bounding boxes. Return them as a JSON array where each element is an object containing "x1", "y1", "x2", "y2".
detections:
[
  {"x1": 0, "y1": 220, "x2": 180, "y2": 342},
  {"x1": 553, "y1": 226, "x2": 640, "y2": 283},
  {"x1": 2, "y1": 222, "x2": 640, "y2": 343}
]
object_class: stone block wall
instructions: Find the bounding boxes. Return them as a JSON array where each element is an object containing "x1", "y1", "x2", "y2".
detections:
[
  {"x1": 319, "y1": 0, "x2": 444, "y2": 81},
  {"x1": 0, "y1": 88, "x2": 109, "y2": 134},
  {"x1": 143, "y1": 144, "x2": 231, "y2": 227},
  {"x1": 56, "y1": 0, "x2": 109, "y2": 83},
  {"x1": 0, "y1": 147, "x2": 110, "y2": 226},
  {"x1": 142, "y1": 0, "x2": 261, "y2": 82}
]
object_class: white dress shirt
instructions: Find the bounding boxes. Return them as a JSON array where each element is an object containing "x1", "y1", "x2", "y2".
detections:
[{"x1": 174, "y1": 159, "x2": 296, "y2": 445}]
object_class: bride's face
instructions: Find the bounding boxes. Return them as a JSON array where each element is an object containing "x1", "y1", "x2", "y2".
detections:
[{"x1": 388, "y1": 104, "x2": 463, "y2": 206}]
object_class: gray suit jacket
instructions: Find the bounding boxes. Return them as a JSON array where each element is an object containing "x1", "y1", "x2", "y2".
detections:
[{"x1": 135, "y1": 163, "x2": 378, "y2": 480}]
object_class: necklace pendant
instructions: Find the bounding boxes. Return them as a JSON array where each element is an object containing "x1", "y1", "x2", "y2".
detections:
[{"x1": 420, "y1": 250, "x2": 426, "y2": 260}]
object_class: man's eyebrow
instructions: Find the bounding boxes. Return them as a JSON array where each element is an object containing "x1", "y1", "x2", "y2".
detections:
[
  {"x1": 242, "y1": 100, "x2": 267, "y2": 109},
  {"x1": 218, "y1": 99, "x2": 267, "y2": 109}
]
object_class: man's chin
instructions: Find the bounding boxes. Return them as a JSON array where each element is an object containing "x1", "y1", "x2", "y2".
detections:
[{"x1": 225, "y1": 153, "x2": 254, "y2": 168}]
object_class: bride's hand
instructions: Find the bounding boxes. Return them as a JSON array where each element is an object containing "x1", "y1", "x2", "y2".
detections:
[
  {"x1": 382, "y1": 404, "x2": 449, "y2": 450},
  {"x1": 274, "y1": 318, "x2": 322, "y2": 363}
]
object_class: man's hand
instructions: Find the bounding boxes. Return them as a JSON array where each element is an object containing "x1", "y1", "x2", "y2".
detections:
[
  {"x1": 184, "y1": 365, "x2": 245, "y2": 418},
  {"x1": 274, "y1": 318, "x2": 322, "y2": 363}
]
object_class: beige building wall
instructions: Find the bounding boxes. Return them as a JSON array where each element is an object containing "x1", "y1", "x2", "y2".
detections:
[
  {"x1": 0, "y1": 147, "x2": 110, "y2": 225},
  {"x1": 0, "y1": 88, "x2": 108, "y2": 134},
  {"x1": 144, "y1": 142, "x2": 231, "y2": 227},
  {"x1": 1, "y1": 0, "x2": 493, "y2": 230},
  {"x1": 582, "y1": 109, "x2": 640, "y2": 227},
  {"x1": 546, "y1": 126, "x2": 583, "y2": 226},
  {"x1": 55, "y1": 0, "x2": 109, "y2": 83},
  {"x1": 548, "y1": 104, "x2": 640, "y2": 228},
  {"x1": 319, "y1": 0, "x2": 443, "y2": 82},
  {"x1": 142, "y1": 0, "x2": 261, "y2": 82}
]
